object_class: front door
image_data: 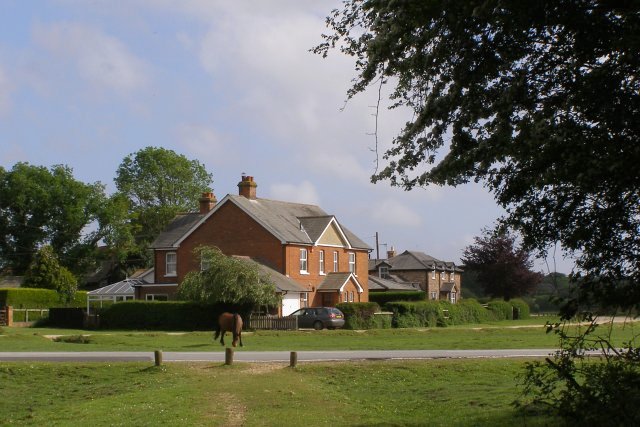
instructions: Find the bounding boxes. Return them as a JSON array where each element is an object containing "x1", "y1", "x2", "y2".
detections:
[{"x1": 321, "y1": 292, "x2": 334, "y2": 307}]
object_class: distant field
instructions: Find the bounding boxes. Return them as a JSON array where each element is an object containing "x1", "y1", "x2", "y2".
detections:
[
  {"x1": 0, "y1": 359, "x2": 556, "y2": 426},
  {"x1": 1, "y1": 316, "x2": 637, "y2": 352}
]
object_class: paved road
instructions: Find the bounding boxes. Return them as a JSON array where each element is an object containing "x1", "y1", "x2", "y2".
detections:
[{"x1": 0, "y1": 349, "x2": 565, "y2": 363}]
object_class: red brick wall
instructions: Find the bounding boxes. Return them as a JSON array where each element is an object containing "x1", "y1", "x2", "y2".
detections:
[{"x1": 151, "y1": 200, "x2": 369, "y2": 305}]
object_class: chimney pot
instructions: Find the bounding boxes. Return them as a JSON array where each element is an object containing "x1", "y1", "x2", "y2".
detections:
[
  {"x1": 238, "y1": 174, "x2": 257, "y2": 199},
  {"x1": 199, "y1": 192, "x2": 217, "y2": 213},
  {"x1": 387, "y1": 246, "x2": 396, "y2": 259}
]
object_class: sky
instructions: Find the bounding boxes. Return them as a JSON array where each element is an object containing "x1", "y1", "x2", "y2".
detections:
[{"x1": 0, "y1": 0, "x2": 573, "y2": 274}]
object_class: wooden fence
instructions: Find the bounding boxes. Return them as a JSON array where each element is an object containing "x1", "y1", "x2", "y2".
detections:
[{"x1": 248, "y1": 314, "x2": 298, "y2": 330}]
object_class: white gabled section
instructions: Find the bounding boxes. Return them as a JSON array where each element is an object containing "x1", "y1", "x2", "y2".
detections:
[{"x1": 316, "y1": 217, "x2": 352, "y2": 249}]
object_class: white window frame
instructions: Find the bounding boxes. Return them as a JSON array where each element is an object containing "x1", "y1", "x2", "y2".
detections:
[
  {"x1": 333, "y1": 251, "x2": 339, "y2": 272},
  {"x1": 432, "y1": 268, "x2": 436, "y2": 280},
  {"x1": 430, "y1": 291, "x2": 437, "y2": 300},
  {"x1": 441, "y1": 271, "x2": 446, "y2": 280},
  {"x1": 379, "y1": 266, "x2": 389, "y2": 279},
  {"x1": 349, "y1": 291, "x2": 354, "y2": 302},
  {"x1": 165, "y1": 252, "x2": 177, "y2": 277},
  {"x1": 450, "y1": 292, "x2": 457, "y2": 304},
  {"x1": 451, "y1": 271, "x2": 455, "y2": 280},
  {"x1": 348, "y1": 252, "x2": 356, "y2": 274},
  {"x1": 299, "y1": 248, "x2": 308, "y2": 273},
  {"x1": 319, "y1": 250, "x2": 325, "y2": 275},
  {"x1": 300, "y1": 292, "x2": 308, "y2": 308},
  {"x1": 146, "y1": 294, "x2": 168, "y2": 301}
]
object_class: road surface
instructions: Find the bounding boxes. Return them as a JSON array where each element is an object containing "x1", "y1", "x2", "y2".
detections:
[{"x1": 0, "y1": 349, "x2": 566, "y2": 363}]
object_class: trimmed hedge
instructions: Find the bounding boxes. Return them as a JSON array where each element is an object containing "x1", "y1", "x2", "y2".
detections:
[
  {"x1": 336, "y1": 302, "x2": 384, "y2": 329},
  {"x1": 487, "y1": 300, "x2": 514, "y2": 320},
  {"x1": 385, "y1": 301, "x2": 444, "y2": 327},
  {"x1": 97, "y1": 301, "x2": 248, "y2": 330},
  {"x1": 0, "y1": 288, "x2": 87, "y2": 308},
  {"x1": 510, "y1": 298, "x2": 531, "y2": 319},
  {"x1": 368, "y1": 291, "x2": 426, "y2": 305},
  {"x1": 443, "y1": 299, "x2": 494, "y2": 325}
]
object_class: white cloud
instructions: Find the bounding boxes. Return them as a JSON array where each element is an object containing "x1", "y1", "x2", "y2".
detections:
[
  {"x1": 269, "y1": 180, "x2": 320, "y2": 205},
  {"x1": 33, "y1": 22, "x2": 148, "y2": 93},
  {"x1": 371, "y1": 199, "x2": 422, "y2": 228}
]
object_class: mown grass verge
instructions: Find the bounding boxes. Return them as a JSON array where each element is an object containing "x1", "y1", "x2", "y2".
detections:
[
  {"x1": 1, "y1": 317, "x2": 637, "y2": 352},
  {"x1": 0, "y1": 359, "x2": 556, "y2": 426}
]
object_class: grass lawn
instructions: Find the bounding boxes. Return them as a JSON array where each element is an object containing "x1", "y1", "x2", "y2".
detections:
[
  {"x1": 0, "y1": 359, "x2": 556, "y2": 426},
  {"x1": 1, "y1": 316, "x2": 637, "y2": 352}
]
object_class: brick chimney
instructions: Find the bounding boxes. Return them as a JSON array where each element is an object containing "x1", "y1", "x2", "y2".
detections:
[
  {"x1": 238, "y1": 174, "x2": 257, "y2": 199},
  {"x1": 199, "y1": 192, "x2": 217, "y2": 213},
  {"x1": 387, "y1": 246, "x2": 396, "y2": 259}
]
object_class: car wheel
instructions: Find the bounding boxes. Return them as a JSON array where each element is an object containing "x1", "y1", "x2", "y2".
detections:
[{"x1": 313, "y1": 320, "x2": 323, "y2": 330}]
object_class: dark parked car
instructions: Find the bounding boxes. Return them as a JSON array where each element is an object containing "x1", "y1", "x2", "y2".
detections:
[{"x1": 289, "y1": 307, "x2": 345, "y2": 330}]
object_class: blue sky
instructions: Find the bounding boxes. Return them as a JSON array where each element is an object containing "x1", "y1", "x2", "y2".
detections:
[{"x1": 0, "y1": 0, "x2": 572, "y2": 274}]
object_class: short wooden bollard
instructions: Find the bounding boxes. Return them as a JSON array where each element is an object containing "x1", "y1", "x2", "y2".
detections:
[
  {"x1": 154, "y1": 350, "x2": 163, "y2": 366},
  {"x1": 290, "y1": 351, "x2": 297, "y2": 368},
  {"x1": 225, "y1": 347, "x2": 234, "y2": 365}
]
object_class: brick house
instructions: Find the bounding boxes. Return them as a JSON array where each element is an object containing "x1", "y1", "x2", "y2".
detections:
[
  {"x1": 369, "y1": 248, "x2": 463, "y2": 303},
  {"x1": 138, "y1": 175, "x2": 371, "y2": 315}
]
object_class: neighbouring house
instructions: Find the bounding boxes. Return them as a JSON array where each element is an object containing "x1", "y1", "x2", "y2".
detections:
[
  {"x1": 138, "y1": 175, "x2": 371, "y2": 315},
  {"x1": 369, "y1": 248, "x2": 463, "y2": 303}
]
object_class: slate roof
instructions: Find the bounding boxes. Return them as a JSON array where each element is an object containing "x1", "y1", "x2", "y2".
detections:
[
  {"x1": 234, "y1": 256, "x2": 308, "y2": 293},
  {"x1": 372, "y1": 250, "x2": 463, "y2": 272},
  {"x1": 440, "y1": 282, "x2": 457, "y2": 292},
  {"x1": 230, "y1": 196, "x2": 370, "y2": 249},
  {"x1": 151, "y1": 195, "x2": 371, "y2": 250},
  {"x1": 317, "y1": 272, "x2": 363, "y2": 292},
  {"x1": 368, "y1": 276, "x2": 421, "y2": 292},
  {"x1": 149, "y1": 212, "x2": 204, "y2": 248}
]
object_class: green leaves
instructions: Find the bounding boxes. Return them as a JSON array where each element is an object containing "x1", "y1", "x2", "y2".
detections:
[
  {"x1": 177, "y1": 246, "x2": 280, "y2": 309},
  {"x1": 0, "y1": 163, "x2": 107, "y2": 274},
  {"x1": 23, "y1": 245, "x2": 78, "y2": 305}
]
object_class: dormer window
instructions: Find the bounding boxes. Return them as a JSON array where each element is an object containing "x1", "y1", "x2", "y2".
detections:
[{"x1": 379, "y1": 266, "x2": 389, "y2": 279}]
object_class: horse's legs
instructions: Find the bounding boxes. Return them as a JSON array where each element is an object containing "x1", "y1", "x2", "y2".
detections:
[
  {"x1": 219, "y1": 331, "x2": 225, "y2": 346},
  {"x1": 238, "y1": 332, "x2": 243, "y2": 347}
]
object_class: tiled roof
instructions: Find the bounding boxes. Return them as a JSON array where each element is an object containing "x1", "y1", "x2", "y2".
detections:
[
  {"x1": 368, "y1": 276, "x2": 421, "y2": 291},
  {"x1": 149, "y1": 212, "x2": 204, "y2": 248},
  {"x1": 317, "y1": 272, "x2": 363, "y2": 292},
  {"x1": 230, "y1": 196, "x2": 370, "y2": 249},
  {"x1": 385, "y1": 250, "x2": 463, "y2": 272},
  {"x1": 234, "y1": 256, "x2": 308, "y2": 293}
]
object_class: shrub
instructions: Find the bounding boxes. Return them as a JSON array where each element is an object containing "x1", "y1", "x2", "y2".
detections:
[
  {"x1": 386, "y1": 301, "x2": 444, "y2": 328},
  {"x1": 336, "y1": 302, "x2": 381, "y2": 329},
  {"x1": 48, "y1": 307, "x2": 86, "y2": 328},
  {"x1": 97, "y1": 301, "x2": 243, "y2": 330},
  {"x1": 368, "y1": 291, "x2": 425, "y2": 305},
  {"x1": 445, "y1": 299, "x2": 494, "y2": 325},
  {"x1": 0, "y1": 288, "x2": 87, "y2": 309},
  {"x1": 510, "y1": 298, "x2": 530, "y2": 319},
  {"x1": 487, "y1": 300, "x2": 514, "y2": 320}
]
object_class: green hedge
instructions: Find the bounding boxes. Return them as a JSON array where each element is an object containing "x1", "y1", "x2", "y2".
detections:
[
  {"x1": 510, "y1": 298, "x2": 531, "y2": 319},
  {"x1": 97, "y1": 301, "x2": 246, "y2": 330},
  {"x1": 385, "y1": 299, "x2": 531, "y2": 327},
  {"x1": 368, "y1": 291, "x2": 426, "y2": 305},
  {"x1": 385, "y1": 301, "x2": 444, "y2": 327},
  {"x1": 487, "y1": 300, "x2": 515, "y2": 320},
  {"x1": 336, "y1": 302, "x2": 385, "y2": 329},
  {"x1": 0, "y1": 288, "x2": 87, "y2": 308},
  {"x1": 443, "y1": 299, "x2": 494, "y2": 325}
]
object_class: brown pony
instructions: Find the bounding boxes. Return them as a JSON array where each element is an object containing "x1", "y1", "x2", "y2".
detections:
[{"x1": 214, "y1": 312, "x2": 243, "y2": 347}]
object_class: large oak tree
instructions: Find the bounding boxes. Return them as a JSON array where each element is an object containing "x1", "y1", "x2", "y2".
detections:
[
  {"x1": 315, "y1": 0, "x2": 640, "y2": 314},
  {"x1": 316, "y1": 1, "x2": 640, "y2": 423}
]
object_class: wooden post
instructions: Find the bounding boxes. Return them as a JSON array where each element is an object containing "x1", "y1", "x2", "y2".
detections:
[
  {"x1": 225, "y1": 347, "x2": 234, "y2": 365},
  {"x1": 154, "y1": 350, "x2": 163, "y2": 366},
  {"x1": 290, "y1": 351, "x2": 298, "y2": 368}
]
